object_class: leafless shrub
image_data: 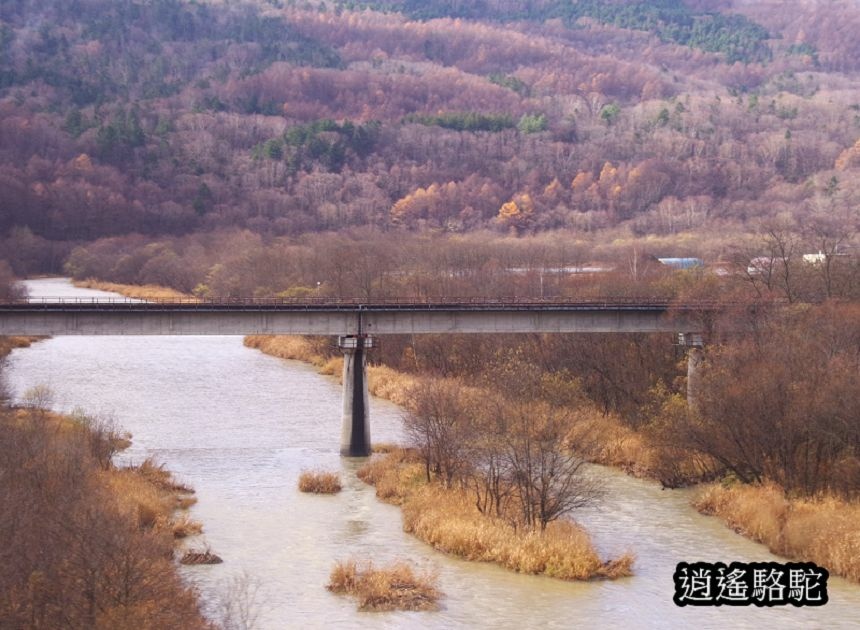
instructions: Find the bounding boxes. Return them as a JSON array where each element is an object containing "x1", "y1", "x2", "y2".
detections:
[{"x1": 217, "y1": 572, "x2": 263, "y2": 630}]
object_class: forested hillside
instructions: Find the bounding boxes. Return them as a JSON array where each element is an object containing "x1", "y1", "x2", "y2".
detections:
[{"x1": 1, "y1": 0, "x2": 859, "y2": 276}]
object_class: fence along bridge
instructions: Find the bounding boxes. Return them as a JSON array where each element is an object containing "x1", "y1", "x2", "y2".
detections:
[{"x1": 0, "y1": 297, "x2": 709, "y2": 456}]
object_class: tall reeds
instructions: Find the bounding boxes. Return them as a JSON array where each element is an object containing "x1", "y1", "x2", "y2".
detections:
[
  {"x1": 298, "y1": 470, "x2": 342, "y2": 494},
  {"x1": 695, "y1": 483, "x2": 860, "y2": 582},
  {"x1": 327, "y1": 560, "x2": 442, "y2": 611},
  {"x1": 358, "y1": 448, "x2": 634, "y2": 581}
]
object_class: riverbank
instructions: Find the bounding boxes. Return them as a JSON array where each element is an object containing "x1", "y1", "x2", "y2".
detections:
[
  {"x1": 694, "y1": 483, "x2": 860, "y2": 582},
  {"x1": 243, "y1": 334, "x2": 418, "y2": 407},
  {"x1": 0, "y1": 335, "x2": 42, "y2": 358},
  {"x1": 242, "y1": 335, "x2": 658, "y2": 474},
  {"x1": 72, "y1": 278, "x2": 191, "y2": 300},
  {"x1": 246, "y1": 333, "x2": 860, "y2": 584},
  {"x1": 0, "y1": 405, "x2": 211, "y2": 628}
]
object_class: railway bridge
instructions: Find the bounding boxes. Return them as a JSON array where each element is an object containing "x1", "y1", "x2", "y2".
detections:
[{"x1": 0, "y1": 297, "x2": 710, "y2": 456}]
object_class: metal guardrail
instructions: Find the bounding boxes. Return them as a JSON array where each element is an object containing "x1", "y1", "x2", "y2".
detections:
[{"x1": 2, "y1": 296, "x2": 728, "y2": 311}]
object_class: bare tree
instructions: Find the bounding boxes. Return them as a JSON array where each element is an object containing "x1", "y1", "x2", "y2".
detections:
[
  {"x1": 402, "y1": 379, "x2": 474, "y2": 486},
  {"x1": 218, "y1": 572, "x2": 263, "y2": 630},
  {"x1": 503, "y1": 402, "x2": 604, "y2": 531}
]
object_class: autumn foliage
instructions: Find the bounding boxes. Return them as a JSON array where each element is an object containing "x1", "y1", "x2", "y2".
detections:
[{"x1": 0, "y1": 408, "x2": 210, "y2": 629}]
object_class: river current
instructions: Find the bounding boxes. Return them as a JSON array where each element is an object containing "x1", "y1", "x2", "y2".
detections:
[{"x1": 4, "y1": 278, "x2": 860, "y2": 629}]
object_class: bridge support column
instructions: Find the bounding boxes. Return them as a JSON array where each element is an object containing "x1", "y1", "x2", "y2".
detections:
[
  {"x1": 678, "y1": 333, "x2": 704, "y2": 413},
  {"x1": 338, "y1": 335, "x2": 374, "y2": 457}
]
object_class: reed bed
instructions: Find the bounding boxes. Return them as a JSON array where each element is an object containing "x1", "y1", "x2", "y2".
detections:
[
  {"x1": 244, "y1": 335, "x2": 330, "y2": 369},
  {"x1": 694, "y1": 483, "x2": 860, "y2": 582},
  {"x1": 327, "y1": 560, "x2": 442, "y2": 612},
  {"x1": 0, "y1": 336, "x2": 41, "y2": 358},
  {"x1": 298, "y1": 470, "x2": 342, "y2": 494},
  {"x1": 358, "y1": 449, "x2": 634, "y2": 581},
  {"x1": 367, "y1": 365, "x2": 418, "y2": 407},
  {"x1": 171, "y1": 514, "x2": 204, "y2": 539}
]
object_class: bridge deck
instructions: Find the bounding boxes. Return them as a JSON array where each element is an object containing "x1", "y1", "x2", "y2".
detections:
[{"x1": 0, "y1": 298, "x2": 709, "y2": 336}]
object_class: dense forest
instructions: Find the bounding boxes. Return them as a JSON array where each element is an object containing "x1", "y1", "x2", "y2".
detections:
[{"x1": 0, "y1": 0, "x2": 858, "y2": 274}]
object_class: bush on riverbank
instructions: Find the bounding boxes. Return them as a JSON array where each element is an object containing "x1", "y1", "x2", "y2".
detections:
[
  {"x1": 298, "y1": 470, "x2": 343, "y2": 494},
  {"x1": 328, "y1": 559, "x2": 442, "y2": 612},
  {"x1": 0, "y1": 407, "x2": 212, "y2": 629},
  {"x1": 358, "y1": 448, "x2": 634, "y2": 580},
  {"x1": 695, "y1": 483, "x2": 860, "y2": 582}
]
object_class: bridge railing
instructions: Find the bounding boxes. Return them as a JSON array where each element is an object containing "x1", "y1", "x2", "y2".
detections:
[{"x1": 5, "y1": 296, "x2": 731, "y2": 310}]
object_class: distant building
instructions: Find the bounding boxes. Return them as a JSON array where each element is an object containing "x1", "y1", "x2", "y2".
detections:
[
  {"x1": 747, "y1": 256, "x2": 776, "y2": 275},
  {"x1": 657, "y1": 257, "x2": 703, "y2": 270},
  {"x1": 803, "y1": 251, "x2": 827, "y2": 265}
]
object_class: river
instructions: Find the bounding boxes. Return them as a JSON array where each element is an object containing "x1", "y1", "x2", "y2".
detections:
[{"x1": 4, "y1": 278, "x2": 860, "y2": 629}]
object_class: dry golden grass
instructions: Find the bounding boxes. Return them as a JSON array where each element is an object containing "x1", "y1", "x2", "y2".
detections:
[
  {"x1": 0, "y1": 335, "x2": 42, "y2": 358},
  {"x1": 570, "y1": 411, "x2": 659, "y2": 476},
  {"x1": 403, "y1": 486, "x2": 633, "y2": 580},
  {"x1": 367, "y1": 365, "x2": 418, "y2": 407},
  {"x1": 319, "y1": 356, "x2": 344, "y2": 376},
  {"x1": 103, "y1": 467, "x2": 173, "y2": 530},
  {"x1": 243, "y1": 335, "x2": 345, "y2": 378},
  {"x1": 132, "y1": 458, "x2": 196, "y2": 495},
  {"x1": 175, "y1": 496, "x2": 198, "y2": 510},
  {"x1": 327, "y1": 560, "x2": 442, "y2": 612},
  {"x1": 694, "y1": 483, "x2": 788, "y2": 544},
  {"x1": 246, "y1": 336, "x2": 413, "y2": 404},
  {"x1": 171, "y1": 514, "x2": 204, "y2": 539},
  {"x1": 357, "y1": 449, "x2": 634, "y2": 581},
  {"x1": 356, "y1": 448, "x2": 424, "y2": 505},
  {"x1": 298, "y1": 470, "x2": 342, "y2": 494},
  {"x1": 103, "y1": 461, "x2": 201, "y2": 536},
  {"x1": 73, "y1": 279, "x2": 191, "y2": 300},
  {"x1": 694, "y1": 483, "x2": 860, "y2": 582}
]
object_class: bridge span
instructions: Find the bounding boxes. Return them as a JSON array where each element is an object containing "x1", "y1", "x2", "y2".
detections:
[
  {"x1": 0, "y1": 297, "x2": 707, "y2": 336},
  {"x1": 1, "y1": 297, "x2": 709, "y2": 457}
]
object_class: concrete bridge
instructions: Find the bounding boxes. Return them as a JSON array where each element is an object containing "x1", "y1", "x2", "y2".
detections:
[{"x1": 0, "y1": 297, "x2": 709, "y2": 456}]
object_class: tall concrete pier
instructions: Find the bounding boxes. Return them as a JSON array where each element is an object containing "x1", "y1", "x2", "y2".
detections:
[
  {"x1": 338, "y1": 335, "x2": 374, "y2": 457},
  {"x1": 679, "y1": 333, "x2": 705, "y2": 412}
]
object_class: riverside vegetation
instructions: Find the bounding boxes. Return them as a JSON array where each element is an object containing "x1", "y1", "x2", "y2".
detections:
[
  {"x1": 0, "y1": 308, "x2": 216, "y2": 627},
  {"x1": 357, "y1": 445, "x2": 633, "y2": 581},
  {"x1": 27, "y1": 264, "x2": 860, "y2": 583},
  {"x1": 327, "y1": 559, "x2": 442, "y2": 612},
  {"x1": 243, "y1": 303, "x2": 860, "y2": 583},
  {"x1": 298, "y1": 470, "x2": 343, "y2": 494},
  {"x1": 0, "y1": 402, "x2": 212, "y2": 628}
]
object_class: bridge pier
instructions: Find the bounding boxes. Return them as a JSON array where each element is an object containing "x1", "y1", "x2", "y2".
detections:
[
  {"x1": 678, "y1": 333, "x2": 704, "y2": 412},
  {"x1": 338, "y1": 335, "x2": 374, "y2": 457}
]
